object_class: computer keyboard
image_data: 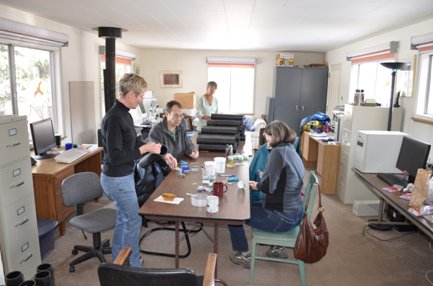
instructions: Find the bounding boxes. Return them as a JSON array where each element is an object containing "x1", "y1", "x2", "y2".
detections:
[
  {"x1": 377, "y1": 173, "x2": 407, "y2": 188},
  {"x1": 55, "y1": 148, "x2": 88, "y2": 164}
]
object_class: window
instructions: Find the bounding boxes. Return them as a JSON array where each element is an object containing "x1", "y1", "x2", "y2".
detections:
[
  {"x1": 0, "y1": 43, "x2": 59, "y2": 134},
  {"x1": 416, "y1": 51, "x2": 433, "y2": 117},
  {"x1": 411, "y1": 32, "x2": 433, "y2": 120},
  {"x1": 207, "y1": 57, "x2": 255, "y2": 114},
  {"x1": 347, "y1": 42, "x2": 398, "y2": 106},
  {"x1": 0, "y1": 18, "x2": 67, "y2": 136},
  {"x1": 350, "y1": 60, "x2": 395, "y2": 106}
]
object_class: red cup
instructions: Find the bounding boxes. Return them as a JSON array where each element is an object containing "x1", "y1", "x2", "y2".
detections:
[{"x1": 213, "y1": 182, "x2": 228, "y2": 197}]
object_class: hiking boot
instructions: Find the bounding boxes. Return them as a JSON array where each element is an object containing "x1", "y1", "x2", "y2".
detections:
[
  {"x1": 266, "y1": 246, "x2": 288, "y2": 259},
  {"x1": 230, "y1": 251, "x2": 251, "y2": 268}
]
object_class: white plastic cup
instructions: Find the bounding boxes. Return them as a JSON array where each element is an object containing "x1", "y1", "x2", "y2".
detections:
[
  {"x1": 214, "y1": 157, "x2": 226, "y2": 173},
  {"x1": 204, "y1": 161, "x2": 216, "y2": 180},
  {"x1": 206, "y1": 195, "x2": 219, "y2": 213}
]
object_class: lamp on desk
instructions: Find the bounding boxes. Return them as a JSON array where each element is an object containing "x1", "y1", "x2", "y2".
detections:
[{"x1": 380, "y1": 62, "x2": 411, "y2": 131}]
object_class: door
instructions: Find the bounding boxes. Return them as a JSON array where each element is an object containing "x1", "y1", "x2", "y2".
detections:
[
  {"x1": 300, "y1": 67, "x2": 328, "y2": 123},
  {"x1": 273, "y1": 67, "x2": 302, "y2": 131}
]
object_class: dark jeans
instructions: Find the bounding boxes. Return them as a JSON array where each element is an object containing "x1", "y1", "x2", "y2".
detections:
[{"x1": 228, "y1": 203, "x2": 303, "y2": 252}]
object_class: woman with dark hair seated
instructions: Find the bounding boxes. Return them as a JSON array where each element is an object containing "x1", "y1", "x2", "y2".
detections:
[{"x1": 228, "y1": 120, "x2": 305, "y2": 268}]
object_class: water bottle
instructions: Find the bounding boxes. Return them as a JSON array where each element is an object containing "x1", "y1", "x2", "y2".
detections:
[
  {"x1": 360, "y1": 89, "x2": 365, "y2": 105},
  {"x1": 354, "y1": 89, "x2": 361, "y2": 106}
]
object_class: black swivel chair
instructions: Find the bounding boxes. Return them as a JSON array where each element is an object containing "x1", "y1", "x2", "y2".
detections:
[
  {"x1": 61, "y1": 172, "x2": 117, "y2": 272},
  {"x1": 98, "y1": 247, "x2": 219, "y2": 286}
]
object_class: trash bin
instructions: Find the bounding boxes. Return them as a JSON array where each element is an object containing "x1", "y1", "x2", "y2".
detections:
[{"x1": 37, "y1": 219, "x2": 59, "y2": 259}]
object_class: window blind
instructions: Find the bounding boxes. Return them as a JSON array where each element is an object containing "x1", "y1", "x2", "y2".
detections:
[
  {"x1": 207, "y1": 57, "x2": 256, "y2": 67},
  {"x1": 0, "y1": 17, "x2": 68, "y2": 47},
  {"x1": 411, "y1": 32, "x2": 433, "y2": 52},
  {"x1": 346, "y1": 41, "x2": 398, "y2": 63}
]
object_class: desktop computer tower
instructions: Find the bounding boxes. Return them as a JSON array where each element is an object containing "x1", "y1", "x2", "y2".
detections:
[{"x1": 354, "y1": 130, "x2": 407, "y2": 173}]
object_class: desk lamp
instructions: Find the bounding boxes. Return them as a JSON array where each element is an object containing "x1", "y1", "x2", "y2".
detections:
[{"x1": 380, "y1": 62, "x2": 411, "y2": 131}]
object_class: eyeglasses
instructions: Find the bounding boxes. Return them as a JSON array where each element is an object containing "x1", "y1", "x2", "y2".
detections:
[{"x1": 170, "y1": 113, "x2": 184, "y2": 118}]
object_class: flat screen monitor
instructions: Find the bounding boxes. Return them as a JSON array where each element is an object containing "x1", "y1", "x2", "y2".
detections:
[
  {"x1": 396, "y1": 136, "x2": 431, "y2": 183},
  {"x1": 30, "y1": 118, "x2": 57, "y2": 159}
]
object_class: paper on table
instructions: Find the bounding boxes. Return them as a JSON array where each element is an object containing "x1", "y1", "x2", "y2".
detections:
[{"x1": 154, "y1": 195, "x2": 184, "y2": 204}]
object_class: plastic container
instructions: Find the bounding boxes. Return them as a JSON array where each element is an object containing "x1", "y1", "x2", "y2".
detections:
[
  {"x1": 37, "y1": 219, "x2": 59, "y2": 259},
  {"x1": 190, "y1": 193, "x2": 207, "y2": 207}
]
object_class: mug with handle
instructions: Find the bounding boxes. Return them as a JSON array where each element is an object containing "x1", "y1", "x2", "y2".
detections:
[{"x1": 213, "y1": 181, "x2": 228, "y2": 197}]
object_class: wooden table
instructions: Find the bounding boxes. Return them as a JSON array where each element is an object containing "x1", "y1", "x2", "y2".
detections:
[
  {"x1": 140, "y1": 153, "x2": 250, "y2": 274},
  {"x1": 353, "y1": 168, "x2": 433, "y2": 239},
  {"x1": 301, "y1": 132, "x2": 340, "y2": 194},
  {"x1": 31, "y1": 147, "x2": 103, "y2": 235}
]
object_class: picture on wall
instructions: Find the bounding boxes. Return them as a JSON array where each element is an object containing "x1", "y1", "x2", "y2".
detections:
[{"x1": 160, "y1": 70, "x2": 182, "y2": 88}]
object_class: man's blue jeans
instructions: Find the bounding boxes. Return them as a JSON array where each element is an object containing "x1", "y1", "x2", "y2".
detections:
[
  {"x1": 101, "y1": 173, "x2": 141, "y2": 267},
  {"x1": 228, "y1": 203, "x2": 303, "y2": 252}
]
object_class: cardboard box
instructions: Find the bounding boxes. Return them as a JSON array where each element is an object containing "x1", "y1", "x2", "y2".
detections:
[{"x1": 174, "y1": 92, "x2": 196, "y2": 109}]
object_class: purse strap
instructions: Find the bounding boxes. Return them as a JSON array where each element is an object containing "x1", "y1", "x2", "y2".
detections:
[{"x1": 303, "y1": 182, "x2": 324, "y2": 214}]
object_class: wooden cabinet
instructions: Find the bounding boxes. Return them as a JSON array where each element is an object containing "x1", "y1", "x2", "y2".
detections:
[
  {"x1": 0, "y1": 116, "x2": 41, "y2": 279},
  {"x1": 272, "y1": 66, "x2": 328, "y2": 134},
  {"x1": 301, "y1": 132, "x2": 340, "y2": 194},
  {"x1": 32, "y1": 147, "x2": 103, "y2": 236}
]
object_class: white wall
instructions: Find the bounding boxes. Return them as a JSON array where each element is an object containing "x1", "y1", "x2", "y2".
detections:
[
  {"x1": 0, "y1": 4, "x2": 141, "y2": 143},
  {"x1": 326, "y1": 16, "x2": 433, "y2": 162},
  {"x1": 137, "y1": 49, "x2": 324, "y2": 117},
  {"x1": 1, "y1": 4, "x2": 326, "y2": 141}
]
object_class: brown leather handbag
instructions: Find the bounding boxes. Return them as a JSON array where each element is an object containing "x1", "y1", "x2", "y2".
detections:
[{"x1": 294, "y1": 185, "x2": 329, "y2": 263}]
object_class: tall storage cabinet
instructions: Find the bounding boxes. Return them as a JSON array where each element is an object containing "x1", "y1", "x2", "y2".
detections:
[
  {"x1": 337, "y1": 105, "x2": 403, "y2": 204},
  {"x1": 272, "y1": 66, "x2": 328, "y2": 134},
  {"x1": 0, "y1": 116, "x2": 41, "y2": 279}
]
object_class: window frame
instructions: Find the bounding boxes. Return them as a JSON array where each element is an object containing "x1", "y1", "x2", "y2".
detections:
[
  {"x1": 0, "y1": 39, "x2": 62, "y2": 133},
  {"x1": 414, "y1": 50, "x2": 433, "y2": 122}
]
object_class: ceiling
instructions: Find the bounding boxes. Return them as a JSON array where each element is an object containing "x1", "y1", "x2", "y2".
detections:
[{"x1": 2, "y1": 0, "x2": 433, "y2": 52}]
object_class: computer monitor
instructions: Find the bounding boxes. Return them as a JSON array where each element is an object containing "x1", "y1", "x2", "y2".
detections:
[
  {"x1": 30, "y1": 118, "x2": 57, "y2": 159},
  {"x1": 396, "y1": 136, "x2": 431, "y2": 183}
]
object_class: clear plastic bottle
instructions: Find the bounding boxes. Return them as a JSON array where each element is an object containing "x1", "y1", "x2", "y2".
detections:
[
  {"x1": 354, "y1": 89, "x2": 361, "y2": 106},
  {"x1": 360, "y1": 89, "x2": 365, "y2": 105}
]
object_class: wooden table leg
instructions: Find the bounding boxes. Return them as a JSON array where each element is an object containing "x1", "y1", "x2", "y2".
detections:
[
  {"x1": 175, "y1": 221, "x2": 180, "y2": 268},
  {"x1": 214, "y1": 224, "x2": 218, "y2": 278},
  {"x1": 58, "y1": 221, "x2": 65, "y2": 236}
]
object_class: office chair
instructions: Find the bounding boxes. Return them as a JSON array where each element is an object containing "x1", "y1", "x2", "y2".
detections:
[
  {"x1": 98, "y1": 247, "x2": 218, "y2": 286},
  {"x1": 249, "y1": 171, "x2": 319, "y2": 286},
  {"x1": 61, "y1": 172, "x2": 117, "y2": 272}
]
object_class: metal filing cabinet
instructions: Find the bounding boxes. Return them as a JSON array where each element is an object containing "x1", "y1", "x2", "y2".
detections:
[
  {"x1": 0, "y1": 115, "x2": 41, "y2": 279},
  {"x1": 337, "y1": 105, "x2": 403, "y2": 204}
]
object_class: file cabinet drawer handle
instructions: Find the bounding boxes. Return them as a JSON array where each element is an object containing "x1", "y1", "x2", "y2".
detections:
[
  {"x1": 10, "y1": 181, "x2": 24, "y2": 189},
  {"x1": 20, "y1": 253, "x2": 33, "y2": 264},
  {"x1": 15, "y1": 218, "x2": 29, "y2": 227},
  {"x1": 6, "y1": 142, "x2": 21, "y2": 148}
]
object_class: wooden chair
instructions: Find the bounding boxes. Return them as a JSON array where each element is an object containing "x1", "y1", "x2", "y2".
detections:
[
  {"x1": 249, "y1": 171, "x2": 319, "y2": 286},
  {"x1": 98, "y1": 247, "x2": 217, "y2": 286}
]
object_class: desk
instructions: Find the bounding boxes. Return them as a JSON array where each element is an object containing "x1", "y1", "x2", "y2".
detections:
[
  {"x1": 140, "y1": 154, "x2": 250, "y2": 274},
  {"x1": 301, "y1": 132, "x2": 340, "y2": 194},
  {"x1": 353, "y1": 168, "x2": 433, "y2": 240},
  {"x1": 32, "y1": 148, "x2": 103, "y2": 236}
]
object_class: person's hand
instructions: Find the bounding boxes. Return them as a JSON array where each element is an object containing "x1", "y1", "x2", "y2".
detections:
[
  {"x1": 189, "y1": 150, "x2": 199, "y2": 159},
  {"x1": 163, "y1": 153, "x2": 178, "y2": 169},
  {"x1": 249, "y1": 181, "x2": 258, "y2": 191},
  {"x1": 202, "y1": 115, "x2": 211, "y2": 120},
  {"x1": 139, "y1": 142, "x2": 161, "y2": 155},
  {"x1": 258, "y1": 170, "x2": 264, "y2": 178}
]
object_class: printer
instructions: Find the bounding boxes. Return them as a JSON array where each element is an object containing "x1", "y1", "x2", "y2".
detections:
[{"x1": 354, "y1": 130, "x2": 407, "y2": 173}]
